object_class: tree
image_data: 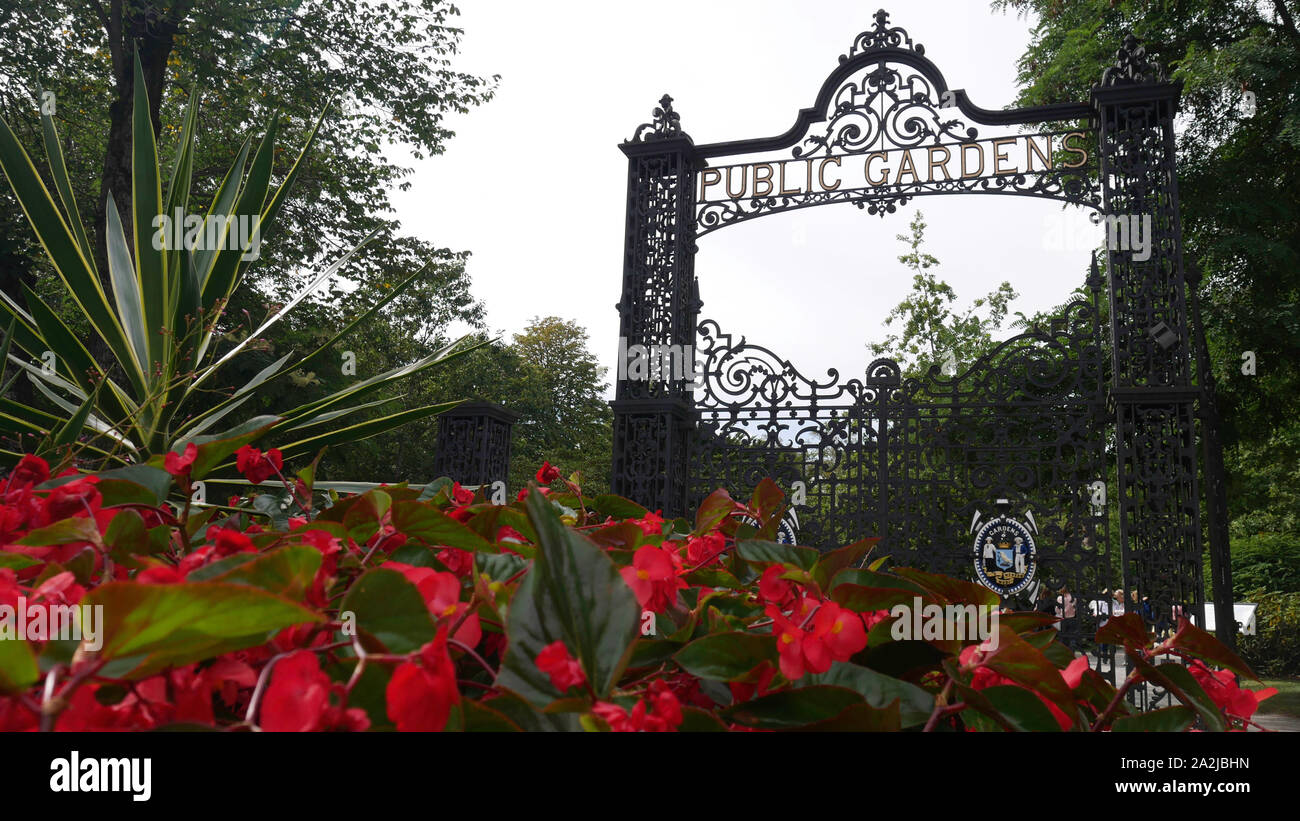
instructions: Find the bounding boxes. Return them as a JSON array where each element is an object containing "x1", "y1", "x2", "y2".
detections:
[
  {"x1": 0, "y1": 0, "x2": 495, "y2": 367},
  {"x1": 505, "y1": 317, "x2": 613, "y2": 494},
  {"x1": 991, "y1": 0, "x2": 1300, "y2": 535},
  {"x1": 0, "y1": 90, "x2": 475, "y2": 470},
  {"x1": 866, "y1": 210, "x2": 1017, "y2": 377},
  {"x1": 320, "y1": 317, "x2": 613, "y2": 493}
]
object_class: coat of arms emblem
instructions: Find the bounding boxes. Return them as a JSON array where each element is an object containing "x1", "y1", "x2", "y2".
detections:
[
  {"x1": 737, "y1": 510, "x2": 800, "y2": 544},
  {"x1": 970, "y1": 504, "x2": 1038, "y2": 596}
]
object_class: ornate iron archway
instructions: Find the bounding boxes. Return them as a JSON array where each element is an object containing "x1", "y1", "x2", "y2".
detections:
[{"x1": 611, "y1": 10, "x2": 1234, "y2": 668}]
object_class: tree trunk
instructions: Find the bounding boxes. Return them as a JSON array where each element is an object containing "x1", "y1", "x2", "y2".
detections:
[
  {"x1": 88, "y1": 0, "x2": 184, "y2": 368},
  {"x1": 1188, "y1": 260, "x2": 1237, "y2": 654}
]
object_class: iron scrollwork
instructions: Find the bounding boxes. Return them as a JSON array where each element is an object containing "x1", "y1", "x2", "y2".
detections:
[
  {"x1": 794, "y1": 63, "x2": 975, "y2": 159},
  {"x1": 688, "y1": 292, "x2": 1112, "y2": 652},
  {"x1": 693, "y1": 14, "x2": 1102, "y2": 235},
  {"x1": 1100, "y1": 34, "x2": 1170, "y2": 87},
  {"x1": 629, "y1": 94, "x2": 684, "y2": 143},
  {"x1": 840, "y1": 9, "x2": 925, "y2": 60},
  {"x1": 613, "y1": 12, "x2": 1230, "y2": 688}
]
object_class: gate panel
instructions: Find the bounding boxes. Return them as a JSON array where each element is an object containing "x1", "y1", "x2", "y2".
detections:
[
  {"x1": 689, "y1": 276, "x2": 1113, "y2": 652},
  {"x1": 614, "y1": 13, "x2": 1234, "y2": 676}
]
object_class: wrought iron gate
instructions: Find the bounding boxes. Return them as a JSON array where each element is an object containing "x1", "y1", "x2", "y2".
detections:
[
  {"x1": 689, "y1": 267, "x2": 1110, "y2": 640},
  {"x1": 611, "y1": 10, "x2": 1235, "y2": 668}
]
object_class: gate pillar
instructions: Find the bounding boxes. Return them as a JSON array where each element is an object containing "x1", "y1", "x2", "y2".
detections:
[
  {"x1": 1093, "y1": 36, "x2": 1206, "y2": 631},
  {"x1": 431, "y1": 401, "x2": 519, "y2": 489},
  {"x1": 611, "y1": 96, "x2": 702, "y2": 516}
]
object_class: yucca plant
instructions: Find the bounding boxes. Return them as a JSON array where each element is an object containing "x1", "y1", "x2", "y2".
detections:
[{"x1": 0, "y1": 57, "x2": 475, "y2": 477}]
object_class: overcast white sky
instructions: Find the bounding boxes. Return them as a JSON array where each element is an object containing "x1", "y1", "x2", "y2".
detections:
[{"x1": 389, "y1": 0, "x2": 1102, "y2": 394}]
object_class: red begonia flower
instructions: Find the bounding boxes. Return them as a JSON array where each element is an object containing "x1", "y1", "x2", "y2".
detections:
[
  {"x1": 685, "y1": 531, "x2": 726, "y2": 566},
  {"x1": 647, "y1": 679, "x2": 683, "y2": 727},
  {"x1": 535, "y1": 640, "x2": 587, "y2": 692},
  {"x1": 4, "y1": 454, "x2": 49, "y2": 494},
  {"x1": 730, "y1": 660, "x2": 778, "y2": 704},
  {"x1": 261, "y1": 650, "x2": 332, "y2": 732},
  {"x1": 164, "y1": 443, "x2": 198, "y2": 477},
  {"x1": 1189, "y1": 659, "x2": 1276, "y2": 721},
  {"x1": 136, "y1": 565, "x2": 185, "y2": 584},
  {"x1": 758, "y1": 565, "x2": 796, "y2": 609},
  {"x1": 768, "y1": 606, "x2": 815, "y2": 680},
  {"x1": 497, "y1": 526, "x2": 526, "y2": 543},
  {"x1": 536, "y1": 461, "x2": 561, "y2": 484},
  {"x1": 206, "y1": 525, "x2": 257, "y2": 557},
  {"x1": 1061, "y1": 656, "x2": 1090, "y2": 689},
  {"x1": 450, "y1": 481, "x2": 474, "y2": 506},
  {"x1": 595, "y1": 696, "x2": 681, "y2": 732},
  {"x1": 387, "y1": 625, "x2": 460, "y2": 731},
  {"x1": 591, "y1": 685, "x2": 682, "y2": 733},
  {"x1": 42, "y1": 476, "x2": 101, "y2": 523},
  {"x1": 632, "y1": 510, "x2": 666, "y2": 536},
  {"x1": 438, "y1": 547, "x2": 474, "y2": 577},
  {"x1": 386, "y1": 563, "x2": 481, "y2": 648},
  {"x1": 620, "y1": 544, "x2": 686, "y2": 613},
  {"x1": 235, "y1": 445, "x2": 284, "y2": 485},
  {"x1": 811, "y1": 600, "x2": 869, "y2": 661},
  {"x1": 862, "y1": 608, "x2": 892, "y2": 631}
]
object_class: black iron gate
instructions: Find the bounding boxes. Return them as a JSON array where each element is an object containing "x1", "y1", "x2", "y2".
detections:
[
  {"x1": 611, "y1": 10, "x2": 1235, "y2": 670},
  {"x1": 689, "y1": 268, "x2": 1110, "y2": 644}
]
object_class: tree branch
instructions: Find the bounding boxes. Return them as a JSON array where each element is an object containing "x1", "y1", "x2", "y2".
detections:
[{"x1": 1272, "y1": 0, "x2": 1300, "y2": 46}]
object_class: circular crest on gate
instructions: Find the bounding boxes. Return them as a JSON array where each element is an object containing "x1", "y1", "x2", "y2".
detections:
[
  {"x1": 738, "y1": 512, "x2": 800, "y2": 545},
  {"x1": 972, "y1": 514, "x2": 1037, "y2": 596}
]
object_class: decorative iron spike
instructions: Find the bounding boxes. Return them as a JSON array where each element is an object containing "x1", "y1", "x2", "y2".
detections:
[
  {"x1": 628, "y1": 93, "x2": 684, "y2": 143},
  {"x1": 1099, "y1": 33, "x2": 1169, "y2": 86}
]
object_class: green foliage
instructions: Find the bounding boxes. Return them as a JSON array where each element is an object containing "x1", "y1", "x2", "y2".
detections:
[
  {"x1": 0, "y1": 625, "x2": 37, "y2": 693},
  {"x1": 993, "y1": 0, "x2": 1300, "y2": 551},
  {"x1": 1237, "y1": 589, "x2": 1300, "y2": 678},
  {"x1": 497, "y1": 489, "x2": 641, "y2": 706},
  {"x1": 866, "y1": 210, "x2": 1017, "y2": 378},
  {"x1": 323, "y1": 316, "x2": 612, "y2": 494},
  {"x1": 1225, "y1": 423, "x2": 1300, "y2": 535},
  {"x1": 506, "y1": 317, "x2": 612, "y2": 492},
  {"x1": 85, "y1": 580, "x2": 323, "y2": 680},
  {"x1": 0, "y1": 63, "x2": 471, "y2": 472},
  {"x1": 0, "y1": 0, "x2": 496, "y2": 335},
  {"x1": 1207, "y1": 533, "x2": 1300, "y2": 596},
  {"x1": 0, "y1": 1, "x2": 496, "y2": 489}
]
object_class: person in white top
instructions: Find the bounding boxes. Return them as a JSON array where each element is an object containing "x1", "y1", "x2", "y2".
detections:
[
  {"x1": 1089, "y1": 589, "x2": 1111, "y2": 623},
  {"x1": 1090, "y1": 589, "x2": 1115, "y2": 671}
]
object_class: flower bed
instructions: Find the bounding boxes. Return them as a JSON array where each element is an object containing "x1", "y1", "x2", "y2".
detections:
[{"x1": 0, "y1": 455, "x2": 1274, "y2": 731}]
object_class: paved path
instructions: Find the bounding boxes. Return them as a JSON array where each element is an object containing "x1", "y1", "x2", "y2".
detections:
[
  {"x1": 1251, "y1": 713, "x2": 1300, "y2": 732},
  {"x1": 1085, "y1": 650, "x2": 1299, "y2": 730}
]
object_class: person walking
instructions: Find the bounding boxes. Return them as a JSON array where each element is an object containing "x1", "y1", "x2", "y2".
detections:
[
  {"x1": 1136, "y1": 591, "x2": 1154, "y2": 627},
  {"x1": 1056, "y1": 584, "x2": 1077, "y2": 636},
  {"x1": 1092, "y1": 588, "x2": 1113, "y2": 672},
  {"x1": 1035, "y1": 582, "x2": 1058, "y2": 625},
  {"x1": 1105, "y1": 589, "x2": 1127, "y2": 674}
]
